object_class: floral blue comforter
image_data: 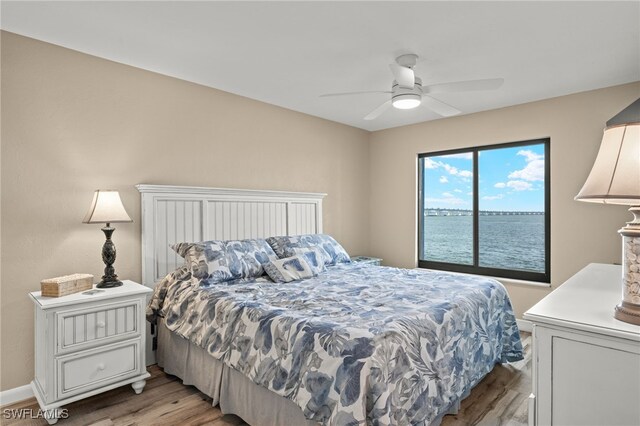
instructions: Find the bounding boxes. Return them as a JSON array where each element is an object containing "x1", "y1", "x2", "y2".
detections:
[{"x1": 147, "y1": 263, "x2": 523, "y2": 425}]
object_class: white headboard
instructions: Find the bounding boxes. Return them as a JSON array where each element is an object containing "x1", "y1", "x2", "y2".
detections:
[{"x1": 136, "y1": 184, "x2": 326, "y2": 288}]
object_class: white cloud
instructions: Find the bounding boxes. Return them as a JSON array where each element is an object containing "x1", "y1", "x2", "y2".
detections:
[
  {"x1": 494, "y1": 182, "x2": 506, "y2": 188},
  {"x1": 467, "y1": 192, "x2": 473, "y2": 196},
  {"x1": 453, "y1": 189, "x2": 462, "y2": 193},
  {"x1": 424, "y1": 158, "x2": 439, "y2": 169},
  {"x1": 425, "y1": 159, "x2": 472, "y2": 179},
  {"x1": 442, "y1": 162, "x2": 472, "y2": 178},
  {"x1": 439, "y1": 176, "x2": 448, "y2": 183},
  {"x1": 509, "y1": 161, "x2": 544, "y2": 182},
  {"x1": 482, "y1": 194, "x2": 504, "y2": 200},
  {"x1": 506, "y1": 180, "x2": 532, "y2": 191},
  {"x1": 518, "y1": 150, "x2": 543, "y2": 162},
  {"x1": 424, "y1": 191, "x2": 468, "y2": 205},
  {"x1": 441, "y1": 163, "x2": 458, "y2": 175},
  {"x1": 425, "y1": 197, "x2": 466, "y2": 205},
  {"x1": 444, "y1": 152, "x2": 473, "y2": 160},
  {"x1": 508, "y1": 150, "x2": 545, "y2": 182}
]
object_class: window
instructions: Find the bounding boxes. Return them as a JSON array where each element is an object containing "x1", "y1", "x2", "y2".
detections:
[{"x1": 418, "y1": 138, "x2": 550, "y2": 282}]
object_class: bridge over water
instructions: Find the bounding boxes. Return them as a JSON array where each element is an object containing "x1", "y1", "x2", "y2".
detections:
[{"x1": 425, "y1": 209, "x2": 543, "y2": 216}]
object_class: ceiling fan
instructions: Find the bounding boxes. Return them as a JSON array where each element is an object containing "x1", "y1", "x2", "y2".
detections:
[{"x1": 320, "y1": 54, "x2": 504, "y2": 120}]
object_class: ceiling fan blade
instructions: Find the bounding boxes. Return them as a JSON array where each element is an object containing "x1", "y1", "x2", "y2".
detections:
[
  {"x1": 389, "y1": 63, "x2": 415, "y2": 88},
  {"x1": 422, "y1": 96, "x2": 461, "y2": 117},
  {"x1": 320, "y1": 90, "x2": 391, "y2": 98},
  {"x1": 364, "y1": 100, "x2": 392, "y2": 121},
  {"x1": 424, "y1": 78, "x2": 504, "y2": 94}
]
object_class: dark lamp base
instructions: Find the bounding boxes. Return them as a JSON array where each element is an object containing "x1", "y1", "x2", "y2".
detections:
[
  {"x1": 97, "y1": 280, "x2": 124, "y2": 288},
  {"x1": 97, "y1": 224, "x2": 124, "y2": 289}
]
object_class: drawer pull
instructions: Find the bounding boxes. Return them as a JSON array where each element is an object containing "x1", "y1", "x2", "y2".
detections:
[
  {"x1": 97, "y1": 321, "x2": 106, "y2": 328},
  {"x1": 97, "y1": 363, "x2": 105, "y2": 371}
]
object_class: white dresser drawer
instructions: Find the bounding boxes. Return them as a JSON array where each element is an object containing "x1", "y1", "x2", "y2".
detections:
[
  {"x1": 525, "y1": 264, "x2": 640, "y2": 426},
  {"x1": 56, "y1": 299, "x2": 142, "y2": 354},
  {"x1": 56, "y1": 339, "x2": 141, "y2": 400}
]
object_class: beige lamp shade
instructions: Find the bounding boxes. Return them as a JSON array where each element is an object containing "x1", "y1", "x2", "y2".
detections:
[
  {"x1": 83, "y1": 190, "x2": 133, "y2": 224},
  {"x1": 575, "y1": 123, "x2": 640, "y2": 205}
]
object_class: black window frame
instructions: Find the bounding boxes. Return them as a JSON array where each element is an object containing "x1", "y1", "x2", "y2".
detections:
[{"x1": 417, "y1": 138, "x2": 550, "y2": 283}]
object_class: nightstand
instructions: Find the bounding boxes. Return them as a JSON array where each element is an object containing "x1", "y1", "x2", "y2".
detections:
[
  {"x1": 351, "y1": 256, "x2": 382, "y2": 266},
  {"x1": 29, "y1": 280, "x2": 152, "y2": 424}
]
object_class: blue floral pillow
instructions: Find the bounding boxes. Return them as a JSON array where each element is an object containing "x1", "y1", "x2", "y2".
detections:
[
  {"x1": 263, "y1": 255, "x2": 320, "y2": 283},
  {"x1": 170, "y1": 239, "x2": 278, "y2": 284},
  {"x1": 266, "y1": 234, "x2": 351, "y2": 266},
  {"x1": 294, "y1": 247, "x2": 328, "y2": 271}
]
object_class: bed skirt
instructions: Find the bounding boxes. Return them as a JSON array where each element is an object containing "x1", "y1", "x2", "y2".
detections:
[
  {"x1": 156, "y1": 319, "x2": 462, "y2": 426},
  {"x1": 158, "y1": 318, "x2": 317, "y2": 426}
]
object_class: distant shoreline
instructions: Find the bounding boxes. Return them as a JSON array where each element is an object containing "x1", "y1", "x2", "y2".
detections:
[{"x1": 424, "y1": 209, "x2": 543, "y2": 216}]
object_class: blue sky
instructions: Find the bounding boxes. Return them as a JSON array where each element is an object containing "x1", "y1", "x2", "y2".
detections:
[{"x1": 423, "y1": 143, "x2": 545, "y2": 211}]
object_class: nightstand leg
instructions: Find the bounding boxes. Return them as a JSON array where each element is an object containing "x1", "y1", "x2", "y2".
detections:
[
  {"x1": 131, "y1": 379, "x2": 146, "y2": 394},
  {"x1": 44, "y1": 409, "x2": 60, "y2": 425}
]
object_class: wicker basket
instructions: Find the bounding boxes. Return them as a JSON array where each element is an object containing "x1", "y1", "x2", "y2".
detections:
[{"x1": 41, "y1": 274, "x2": 94, "y2": 297}]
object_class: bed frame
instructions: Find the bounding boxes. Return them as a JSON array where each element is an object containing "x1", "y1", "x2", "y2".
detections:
[
  {"x1": 135, "y1": 184, "x2": 459, "y2": 425},
  {"x1": 136, "y1": 184, "x2": 329, "y2": 425},
  {"x1": 136, "y1": 184, "x2": 326, "y2": 289}
]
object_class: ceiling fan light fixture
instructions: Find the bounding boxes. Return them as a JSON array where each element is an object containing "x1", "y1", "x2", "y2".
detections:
[
  {"x1": 319, "y1": 53, "x2": 503, "y2": 120},
  {"x1": 392, "y1": 93, "x2": 421, "y2": 110}
]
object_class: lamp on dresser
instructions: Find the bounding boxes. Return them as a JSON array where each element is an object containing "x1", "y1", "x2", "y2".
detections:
[
  {"x1": 83, "y1": 190, "x2": 132, "y2": 288},
  {"x1": 575, "y1": 98, "x2": 640, "y2": 325}
]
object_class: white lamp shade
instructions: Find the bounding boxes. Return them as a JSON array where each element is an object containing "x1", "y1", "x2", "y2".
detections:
[
  {"x1": 83, "y1": 190, "x2": 133, "y2": 224},
  {"x1": 575, "y1": 123, "x2": 640, "y2": 205}
]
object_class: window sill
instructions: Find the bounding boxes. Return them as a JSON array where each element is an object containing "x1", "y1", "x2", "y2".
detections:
[
  {"x1": 416, "y1": 266, "x2": 551, "y2": 288},
  {"x1": 494, "y1": 276, "x2": 551, "y2": 288}
]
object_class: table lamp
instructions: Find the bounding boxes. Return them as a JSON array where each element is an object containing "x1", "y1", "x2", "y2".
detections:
[
  {"x1": 575, "y1": 98, "x2": 640, "y2": 325},
  {"x1": 83, "y1": 190, "x2": 133, "y2": 288}
]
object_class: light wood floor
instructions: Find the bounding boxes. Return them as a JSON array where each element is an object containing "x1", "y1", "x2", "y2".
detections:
[{"x1": 2, "y1": 333, "x2": 531, "y2": 426}]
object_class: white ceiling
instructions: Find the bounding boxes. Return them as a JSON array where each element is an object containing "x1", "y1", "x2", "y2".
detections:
[{"x1": 2, "y1": 1, "x2": 639, "y2": 131}]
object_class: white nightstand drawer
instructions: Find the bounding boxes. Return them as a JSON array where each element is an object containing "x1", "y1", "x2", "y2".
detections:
[
  {"x1": 56, "y1": 339, "x2": 141, "y2": 400},
  {"x1": 31, "y1": 280, "x2": 151, "y2": 422},
  {"x1": 56, "y1": 299, "x2": 142, "y2": 353}
]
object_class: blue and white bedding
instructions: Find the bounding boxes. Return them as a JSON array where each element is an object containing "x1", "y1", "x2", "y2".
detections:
[{"x1": 147, "y1": 262, "x2": 523, "y2": 425}]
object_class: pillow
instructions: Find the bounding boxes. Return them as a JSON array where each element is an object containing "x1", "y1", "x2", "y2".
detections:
[
  {"x1": 294, "y1": 247, "x2": 328, "y2": 271},
  {"x1": 171, "y1": 239, "x2": 278, "y2": 284},
  {"x1": 266, "y1": 234, "x2": 351, "y2": 266},
  {"x1": 171, "y1": 241, "x2": 198, "y2": 259},
  {"x1": 263, "y1": 255, "x2": 320, "y2": 283}
]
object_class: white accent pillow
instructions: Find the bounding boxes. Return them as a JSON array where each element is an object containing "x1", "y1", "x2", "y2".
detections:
[{"x1": 263, "y1": 255, "x2": 319, "y2": 283}]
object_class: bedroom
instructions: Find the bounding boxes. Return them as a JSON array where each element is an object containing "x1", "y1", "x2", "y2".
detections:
[{"x1": 1, "y1": 1, "x2": 639, "y2": 425}]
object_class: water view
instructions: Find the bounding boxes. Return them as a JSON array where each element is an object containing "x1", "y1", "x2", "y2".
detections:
[
  {"x1": 422, "y1": 214, "x2": 545, "y2": 272},
  {"x1": 419, "y1": 142, "x2": 547, "y2": 274}
]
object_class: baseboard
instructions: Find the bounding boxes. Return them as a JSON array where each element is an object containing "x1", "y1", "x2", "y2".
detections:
[
  {"x1": 0, "y1": 383, "x2": 34, "y2": 406},
  {"x1": 517, "y1": 318, "x2": 533, "y2": 333}
]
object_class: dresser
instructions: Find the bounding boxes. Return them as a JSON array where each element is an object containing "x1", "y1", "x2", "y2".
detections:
[
  {"x1": 29, "y1": 280, "x2": 152, "y2": 424},
  {"x1": 524, "y1": 264, "x2": 640, "y2": 426}
]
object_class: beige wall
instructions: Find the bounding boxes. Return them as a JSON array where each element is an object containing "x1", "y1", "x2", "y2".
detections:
[
  {"x1": 369, "y1": 82, "x2": 640, "y2": 318},
  {"x1": 0, "y1": 32, "x2": 370, "y2": 391},
  {"x1": 2, "y1": 30, "x2": 639, "y2": 393}
]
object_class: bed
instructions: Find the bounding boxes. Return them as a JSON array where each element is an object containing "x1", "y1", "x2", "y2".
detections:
[{"x1": 137, "y1": 184, "x2": 523, "y2": 426}]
